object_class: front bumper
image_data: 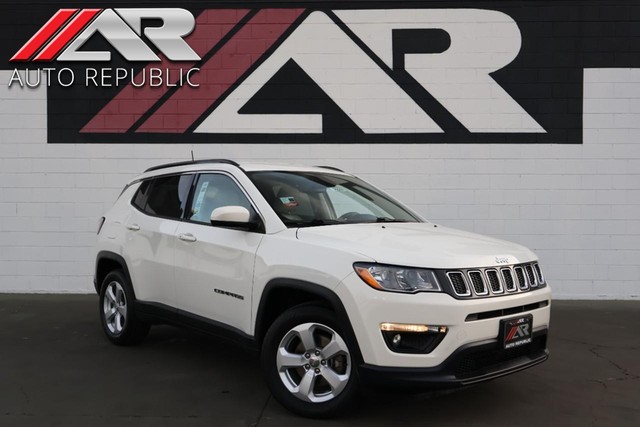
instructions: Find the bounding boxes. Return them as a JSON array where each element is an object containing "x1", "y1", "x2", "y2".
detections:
[
  {"x1": 358, "y1": 329, "x2": 548, "y2": 389},
  {"x1": 335, "y1": 272, "x2": 551, "y2": 368}
]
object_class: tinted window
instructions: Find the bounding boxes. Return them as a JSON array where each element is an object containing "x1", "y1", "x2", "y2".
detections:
[
  {"x1": 137, "y1": 175, "x2": 193, "y2": 219},
  {"x1": 132, "y1": 180, "x2": 152, "y2": 210},
  {"x1": 188, "y1": 174, "x2": 253, "y2": 223}
]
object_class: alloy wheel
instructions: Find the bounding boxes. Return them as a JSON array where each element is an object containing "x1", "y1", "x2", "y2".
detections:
[
  {"x1": 276, "y1": 322, "x2": 351, "y2": 403},
  {"x1": 103, "y1": 281, "x2": 127, "y2": 335}
]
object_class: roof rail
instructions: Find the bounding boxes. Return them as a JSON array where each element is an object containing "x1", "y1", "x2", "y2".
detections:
[
  {"x1": 315, "y1": 165, "x2": 345, "y2": 173},
  {"x1": 144, "y1": 159, "x2": 241, "y2": 173}
]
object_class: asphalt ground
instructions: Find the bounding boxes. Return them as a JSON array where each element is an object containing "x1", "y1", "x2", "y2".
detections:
[{"x1": 1, "y1": 295, "x2": 638, "y2": 426}]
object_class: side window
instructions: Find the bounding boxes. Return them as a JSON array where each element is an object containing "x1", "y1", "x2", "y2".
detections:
[
  {"x1": 139, "y1": 175, "x2": 193, "y2": 219},
  {"x1": 188, "y1": 174, "x2": 253, "y2": 224},
  {"x1": 132, "y1": 180, "x2": 152, "y2": 211}
]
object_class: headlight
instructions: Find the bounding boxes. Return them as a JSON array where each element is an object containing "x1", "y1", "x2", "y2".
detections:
[{"x1": 354, "y1": 263, "x2": 441, "y2": 293}]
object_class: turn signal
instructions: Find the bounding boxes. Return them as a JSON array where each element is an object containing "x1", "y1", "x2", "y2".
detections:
[{"x1": 380, "y1": 323, "x2": 447, "y2": 333}]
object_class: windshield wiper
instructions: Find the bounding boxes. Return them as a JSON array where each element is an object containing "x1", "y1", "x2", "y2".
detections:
[
  {"x1": 286, "y1": 217, "x2": 409, "y2": 227},
  {"x1": 285, "y1": 219, "x2": 342, "y2": 227},
  {"x1": 375, "y1": 217, "x2": 408, "y2": 223}
]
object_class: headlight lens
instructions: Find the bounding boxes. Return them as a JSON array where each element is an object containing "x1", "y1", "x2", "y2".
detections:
[{"x1": 354, "y1": 263, "x2": 441, "y2": 293}]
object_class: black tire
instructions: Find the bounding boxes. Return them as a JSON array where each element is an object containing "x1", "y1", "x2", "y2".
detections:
[
  {"x1": 261, "y1": 305, "x2": 359, "y2": 418},
  {"x1": 99, "y1": 270, "x2": 150, "y2": 346}
]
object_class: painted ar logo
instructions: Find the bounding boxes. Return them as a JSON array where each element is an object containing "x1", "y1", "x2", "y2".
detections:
[
  {"x1": 11, "y1": 8, "x2": 199, "y2": 62},
  {"x1": 196, "y1": 10, "x2": 545, "y2": 134}
]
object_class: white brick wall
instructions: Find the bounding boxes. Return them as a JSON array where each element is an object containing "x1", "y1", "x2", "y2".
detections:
[{"x1": 0, "y1": 68, "x2": 639, "y2": 298}]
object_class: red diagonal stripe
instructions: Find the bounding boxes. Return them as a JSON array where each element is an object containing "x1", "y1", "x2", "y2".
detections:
[
  {"x1": 11, "y1": 9, "x2": 78, "y2": 62},
  {"x1": 34, "y1": 9, "x2": 101, "y2": 62},
  {"x1": 137, "y1": 8, "x2": 304, "y2": 133},
  {"x1": 80, "y1": 9, "x2": 250, "y2": 134},
  {"x1": 506, "y1": 326, "x2": 517, "y2": 342}
]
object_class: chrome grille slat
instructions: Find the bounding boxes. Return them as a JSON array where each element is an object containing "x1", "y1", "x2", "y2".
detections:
[
  {"x1": 485, "y1": 269, "x2": 503, "y2": 294},
  {"x1": 468, "y1": 271, "x2": 488, "y2": 296},
  {"x1": 514, "y1": 266, "x2": 528, "y2": 290},
  {"x1": 446, "y1": 262, "x2": 544, "y2": 298},
  {"x1": 534, "y1": 263, "x2": 544, "y2": 284},
  {"x1": 447, "y1": 272, "x2": 471, "y2": 297},
  {"x1": 501, "y1": 268, "x2": 516, "y2": 292},
  {"x1": 525, "y1": 264, "x2": 537, "y2": 288}
]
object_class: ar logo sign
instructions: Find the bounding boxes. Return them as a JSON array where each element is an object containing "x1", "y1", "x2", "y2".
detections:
[
  {"x1": 506, "y1": 324, "x2": 531, "y2": 341},
  {"x1": 10, "y1": 8, "x2": 200, "y2": 62},
  {"x1": 196, "y1": 10, "x2": 546, "y2": 135}
]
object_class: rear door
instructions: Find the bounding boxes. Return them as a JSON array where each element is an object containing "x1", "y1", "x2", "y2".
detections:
[
  {"x1": 174, "y1": 172, "x2": 263, "y2": 334},
  {"x1": 124, "y1": 174, "x2": 193, "y2": 307}
]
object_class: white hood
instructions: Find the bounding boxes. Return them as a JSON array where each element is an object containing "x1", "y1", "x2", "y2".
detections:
[{"x1": 296, "y1": 222, "x2": 537, "y2": 269}]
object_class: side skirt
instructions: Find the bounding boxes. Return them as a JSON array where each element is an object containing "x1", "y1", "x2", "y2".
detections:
[{"x1": 134, "y1": 300, "x2": 257, "y2": 352}]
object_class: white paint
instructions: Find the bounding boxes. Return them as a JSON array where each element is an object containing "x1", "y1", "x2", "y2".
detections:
[{"x1": 97, "y1": 164, "x2": 551, "y2": 367}]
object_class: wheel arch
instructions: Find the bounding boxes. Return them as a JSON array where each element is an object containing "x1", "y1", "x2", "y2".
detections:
[
  {"x1": 95, "y1": 251, "x2": 134, "y2": 296},
  {"x1": 255, "y1": 278, "x2": 363, "y2": 365}
]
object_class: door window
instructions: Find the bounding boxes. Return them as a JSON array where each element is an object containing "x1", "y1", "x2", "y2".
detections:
[
  {"x1": 188, "y1": 174, "x2": 253, "y2": 224},
  {"x1": 134, "y1": 174, "x2": 193, "y2": 219}
]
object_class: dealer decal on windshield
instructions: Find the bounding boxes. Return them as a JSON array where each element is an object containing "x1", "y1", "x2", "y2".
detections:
[{"x1": 280, "y1": 197, "x2": 299, "y2": 208}]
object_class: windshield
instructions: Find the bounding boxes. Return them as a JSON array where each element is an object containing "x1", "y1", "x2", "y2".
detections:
[{"x1": 247, "y1": 171, "x2": 422, "y2": 227}]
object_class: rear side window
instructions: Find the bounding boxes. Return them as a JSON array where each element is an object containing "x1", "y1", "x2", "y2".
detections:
[
  {"x1": 132, "y1": 175, "x2": 193, "y2": 219},
  {"x1": 132, "y1": 180, "x2": 152, "y2": 210}
]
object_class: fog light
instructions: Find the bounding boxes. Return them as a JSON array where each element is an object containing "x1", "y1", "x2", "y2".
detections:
[
  {"x1": 392, "y1": 334, "x2": 402, "y2": 347},
  {"x1": 380, "y1": 323, "x2": 448, "y2": 354}
]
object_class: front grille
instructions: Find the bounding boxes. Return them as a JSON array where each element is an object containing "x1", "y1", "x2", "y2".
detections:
[
  {"x1": 525, "y1": 265, "x2": 537, "y2": 288},
  {"x1": 444, "y1": 262, "x2": 545, "y2": 299},
  {"x1": 514, "y1": 266, "x2": 528, "y2": 290},
  {"x1": 486, "y1": 269, "x2": 502, "y2": 293},
  {"x1": 534, "y1": 263, "x2": 544, "y2": 284},
  {"x1": 447, "y1": 272, "x2": 470, "y2": 296},
  {"x1": 501, "y1": 268, "x2": 516, "y2": 292},
  {"x1": 468, "y1": 271, "x2": 487, "y2": 295}
]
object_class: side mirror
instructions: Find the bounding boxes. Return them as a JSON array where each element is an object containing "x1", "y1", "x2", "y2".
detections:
[{"x1": 210, "y1": 206, "x2": 260, "y2": 230}]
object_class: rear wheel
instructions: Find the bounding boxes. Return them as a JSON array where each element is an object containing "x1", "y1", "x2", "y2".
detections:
[
  {"x1": 261, "y1": 305, "x2": 358, "y2": 418},
  {"x1": 99, "y1": 270, "x2": 149, "y2": 345}
]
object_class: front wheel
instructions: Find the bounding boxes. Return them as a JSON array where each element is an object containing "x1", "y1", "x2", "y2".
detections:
[{"x1": 261, "y1": 306, "x2": 359, "y2": 418}]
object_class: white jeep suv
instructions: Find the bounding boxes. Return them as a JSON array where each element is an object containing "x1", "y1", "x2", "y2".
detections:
[{"x1": 95, "y1": 159, "x2": 550, "y2": 417}]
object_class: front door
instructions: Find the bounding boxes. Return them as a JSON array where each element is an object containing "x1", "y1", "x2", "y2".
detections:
[{"x1": 174, "y1": 173, "x2": 263, "y2": 334}]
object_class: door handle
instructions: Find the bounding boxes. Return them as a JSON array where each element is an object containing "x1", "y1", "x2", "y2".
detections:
[
  {"x1": 178, "y1": 233, "x2": 197, "y2": 243},
  {"x1": 126, "y1": 224, "x2": 140, "y2": 231}
]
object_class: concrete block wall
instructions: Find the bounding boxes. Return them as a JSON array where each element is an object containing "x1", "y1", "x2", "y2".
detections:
[{"x1": 1, "y1": 68, "x2": 639, "y2": 297}]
